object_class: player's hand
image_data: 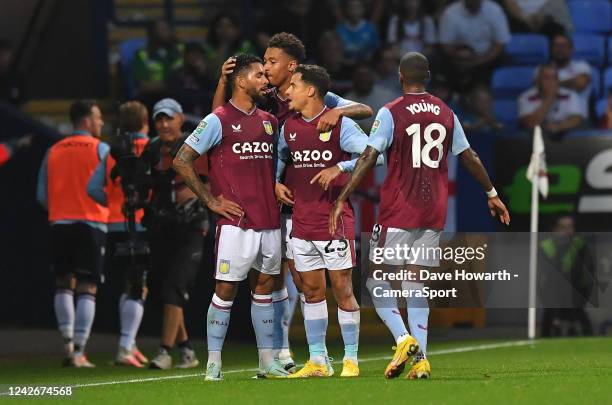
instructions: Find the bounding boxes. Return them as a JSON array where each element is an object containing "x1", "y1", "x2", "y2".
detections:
[
  {"x1": 329, "y1": 200, "x2": 344, "y2": 236},
  {"x1": 219, "y1": 57, "x2": 236, "y2": 85},
  {"x1": 317, "y1": 108, "x2": 343, "y2": 132},
  {"x1": 275, "y1": 182, "x2": 295, "y2": 206},
  {"x1": 310, "y1": 165, "x2": 342, "y2": 191},
  {"x1": 488, "y1": 196, "x2": 510, "y2": 225},
  {"x1": 208, "y1": 194, "x2": 243, "y2": 220}
]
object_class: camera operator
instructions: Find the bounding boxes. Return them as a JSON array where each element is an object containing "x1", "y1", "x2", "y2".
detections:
[
  {"x1": 87, "y1": 101, "x2": 151, "y2": 368},
  {"x1": 143, "y1": 98, "x2": 209, "y2": 370}
]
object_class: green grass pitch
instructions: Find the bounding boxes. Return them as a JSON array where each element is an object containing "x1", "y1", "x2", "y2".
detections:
[{"x1": 1, "y1": 338, "x2": 611, "y2": 404}]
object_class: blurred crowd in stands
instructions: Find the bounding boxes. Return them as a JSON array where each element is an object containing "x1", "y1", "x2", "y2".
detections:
[{"x1": 3, "y1": 0, "x2": 612, "y2": 138}]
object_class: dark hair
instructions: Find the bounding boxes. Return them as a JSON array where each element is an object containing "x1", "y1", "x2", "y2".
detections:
[
  {"x1": 399, "y1": 52, "x2": 430, "y2": 85},
  {"x1": 228, "y1": 53, "x2": 263, "y2": 89},
  {"x1": 208, "y1": 12, "x2": 241, "y2": 48},
  {"x1": 294, "y1": 64, "x2": 331, "y2": 99},
  {"x1": 119, "y1": 101, "x2": 148, "y2": 133},
  {"x1": 394, "y1": 0, "x2": 427, "y2": 44},
  {"x1": 268, "y1": 32, "x2": 306, "y2": 63},
  {"x1": 551, "y1": 32, "x2": 573, "y2": 48},
  {"x1": 69, "y1": 99, "x2": 97, "y2": 126}
]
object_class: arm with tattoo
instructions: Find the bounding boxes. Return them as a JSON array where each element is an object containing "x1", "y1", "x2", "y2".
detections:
[{"x1": 173, "y1": 144, "x2": 243, "y2": 220}]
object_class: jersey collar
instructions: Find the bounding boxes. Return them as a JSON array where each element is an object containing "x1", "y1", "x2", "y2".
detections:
[
  {"x1": 72, "y1": 130, "x2": 92, "y2": 136},
  {"x1": 229, "y1": 99, "x2": 256, "y2": 116},
  {"x1": 301, "y1": 106, "x2": 327, "y2": 123}
]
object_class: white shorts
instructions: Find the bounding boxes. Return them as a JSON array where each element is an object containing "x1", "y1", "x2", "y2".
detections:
[
  {"x1": 368, "y1": 224, "x2": 441, "y2": 267},
  {"x1": 215, "y1": 225, "x2": 281, "y2": 281},
  {"x1": 292, "y1": 237, "x2": 356, "y2": 272},
  {"x1": 280, "y1": 213, "x2": 294, "y2": 260}
]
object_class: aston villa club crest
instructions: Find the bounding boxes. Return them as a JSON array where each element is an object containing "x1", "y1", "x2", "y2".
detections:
[
  {"x1": 219, "y1": 260, "x2": 231, "y2": 274},
  {"x1": 319, "y1": 131, "x2": 332, "y2": 142},
  {"x1": 263, "y1": 121, "x2": 273, "y2": 135}
]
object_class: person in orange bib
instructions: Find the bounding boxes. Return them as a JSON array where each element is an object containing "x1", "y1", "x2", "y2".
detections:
[
  {"x1": 36, "y1": 100, "x2": 109, "y2": 368},
  {"x1": 87, "y1": 101, "x2": 150, "y2": 368}
]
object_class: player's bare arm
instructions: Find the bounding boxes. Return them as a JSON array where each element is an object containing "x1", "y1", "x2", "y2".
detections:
[
  {"x1": 211, "y1": 57, "x2": 237, "y2": 110},
  {"x1": 275, "y1": 182, "x2": 295, "y2": 206},
  {"x1": 310, "y1": 165, "x2": 342, "y2": 191},
  {"x1": 317, "y1": 103, "x2": 373, "y2": 132},
  {"x1": 329, "y1": 146, "x2": 379, "y2": 235},
  {"x1": 459, "y1": 147, "x2": 511, "y2": 225},
  {"x1": 173, "y1": 143, "x2": 244, "y2": 220}
]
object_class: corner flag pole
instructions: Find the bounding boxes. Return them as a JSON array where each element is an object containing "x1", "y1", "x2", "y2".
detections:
[{"x1": 527, "y1": 126, "x2": 543, "y2": 340}]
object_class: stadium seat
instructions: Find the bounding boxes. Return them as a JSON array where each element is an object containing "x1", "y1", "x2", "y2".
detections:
[
  {"x1": 118, "y1": 38, "x2": 146, "y2": 99},
  {"x1": 596, "y1": 97, "x2": 608, "y2": 119},
  {"x1": 505, "y1": 34, "x2": 549, "y2": 65},
  {"x1": 568, "y1": 0, "x2": 611, "y2": 33},
  {"x1": 572, "y1": 34, "x2": 606, "y2": 66},
  {"x1": 609, "y1": 35, "x2": 612, "y2": 65},
  {"x1": 491, "y1": 66, "x2": 536, "y2": 98},
  {"x1": 604, "y1": 67, "x2": 612, "y2": 97},
  {"x1": 493, "y1": 99, "x2": 519, "y2": 127}
]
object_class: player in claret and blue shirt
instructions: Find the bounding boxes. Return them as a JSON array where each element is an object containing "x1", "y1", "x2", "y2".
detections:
[
  {"x1": 173, "y1": 54, "x2": 288, "y2": 381},
  {"x1": 212, "y1": 32, "x2": 373, "y2": 373},
  {"x1": 330, "y1": 52, "x2": 511, "y2": 380},
  {"x1": 275, "y1": 64, "x2": 383, "y2": 378}
]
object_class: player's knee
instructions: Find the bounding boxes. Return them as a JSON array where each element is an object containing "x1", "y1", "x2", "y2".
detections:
[
  {"x1": 76, "y1": 281, "x2": 97, "y2": 296},
  {"x1": 126, "y1": 281, "x2": 147, "y2": 301},
  {"x1": 272, "y1": 271, "x2": 285, "y2": 290},
  {"x1": 215, "y1": 281, "x2": 238, "y2": 302},
  {"x1": 301, "y1": 282, "x2": 325, "y2": 302},
  {"x1": 55, "y1": 274, "x2": 74, "y2": 290}
]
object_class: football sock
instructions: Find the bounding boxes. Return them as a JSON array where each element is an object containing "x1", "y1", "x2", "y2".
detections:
[
  {"x1": 271, "y1": 288, "x2": 289, "y2": 356},
  {"x1": 119, "y1": 294, "x2": 144, "y2": 350},
  {"x1": 74, "y1": 293, "x2": 96, "y2": 355},
  {"x1": 285, "y1": 271, "x2": 299, "y2": 323},
  {"x1": 366, "y1": 278, "x2": 408, "y2": 341},
  {"x1": 251, "y1": 293, "x2": 275, "y2": 369},
  {"x1": 338, "y1": 308, "x2": 360, "y2": 363},
  {"x1": 207, "y1": 294, "x2": 233, "y2": 367},
  {"x1": 304, "y1": 300, "x2": 328, "y2": 366},
  {"x1": 402, "y1": 281, "x2": 430, "y2": 354},
  {"x1": 54, "y1": 289, "x2": 74, "y2": 344}
]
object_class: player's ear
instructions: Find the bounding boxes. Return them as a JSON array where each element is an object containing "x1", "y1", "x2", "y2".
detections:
[
  {"x1": 288, "y1": 60, "x2": 297, "y2": 73},
  {"x1": 307, "y1": 85, "x2": 315, "y2": 98}
]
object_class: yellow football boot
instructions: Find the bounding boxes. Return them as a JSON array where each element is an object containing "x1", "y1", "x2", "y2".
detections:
[
  {"x1": 384, "y1": 335, "x2": 419, "y2": 379},
  {"x1": 287, "y1": 361, "x2": 330, "y2": 378},
  {"x1": 340, "y1": 359, "x2": 359, "y2": 377},
  {"x1": 407, "y1": 357, "x2": 431, "y2": 379}
]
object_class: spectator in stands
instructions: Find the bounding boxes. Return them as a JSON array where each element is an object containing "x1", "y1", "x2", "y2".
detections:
[
  {"x1": 0, "y1": 39, "x2": 22, "y2": 105},
  {"x1": 167, "y1": 43, "x2": 214, "y2": 117},
  {"x1": 460, "y1": 86, "x2": 503, "y2": 133},
  {"x1": 518, "y1": 64, "x2": 583, "y2": 136},
  {"x1": 336, "y1": 0, "x2": 380, "y2": 64},
  {"x1": 204, "y1": 13, "x2": 256, "y2": 82},
  {"x1": 549, "y1": 33, "x2": 592, "y2": 119},
  {"x1": 0, "y1": 135, "x2": 32, "y2": 167},
  {"x1": 344, "y1": 63, "x2": 396, "y2": 131},
  {"x1": 385, "y1": 0, "x2": 436, "y2": 57},
  {"x1": 316, "y1": 31, "x2": 353, "y2": 94},
  {"x1": 263, "y1": 0, "x2": 337, "y2": 52},
  {"x1": 501, "y1": 0, "x2": 572, "y2": 37},
  {"x1": 132, "y1": 20, "x2": 184, "y2": 98},
  {"x1": 599, "y1": 93, "x2": 612, "y2": 130},
  {"x1": 374, "y1": 44, "x2": 402, "y2": 95},
  {"x1": 439, "y1": 0, "x2": 511, "y2": 92}
]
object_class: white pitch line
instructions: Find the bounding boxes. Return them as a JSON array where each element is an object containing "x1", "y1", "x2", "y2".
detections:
[{"x1": 1, "y1": 340, "x2": 535, "y2": 393}]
